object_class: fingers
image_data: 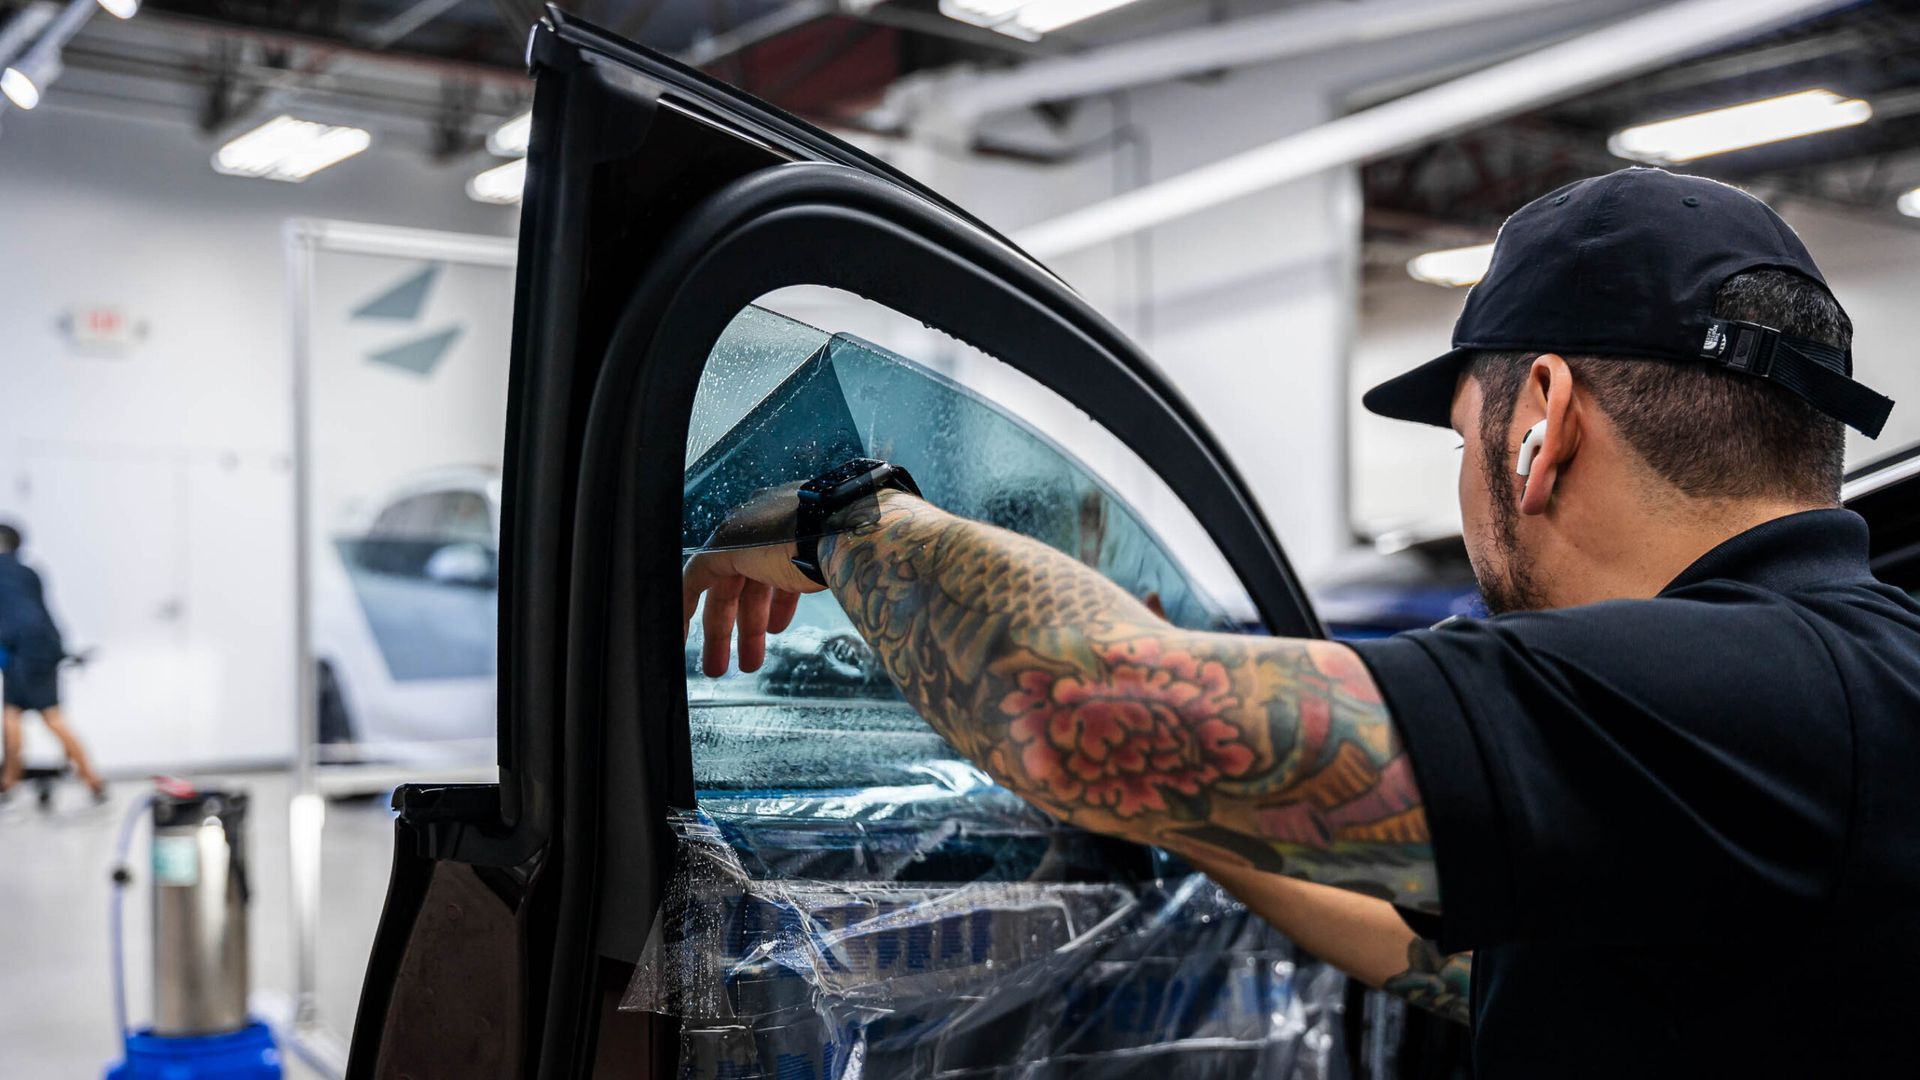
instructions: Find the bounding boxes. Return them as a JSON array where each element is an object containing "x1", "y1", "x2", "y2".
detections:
[
  {"x1": 700, "y1": 572, "x2": 745, "y2": 677},
  {"x1": 683, "y1": 550, "x2": 809, "y2": 678},
  {"x1": 767, "y1": 589, "x2": 801, "y2": 634},
  {"x1": 683, "y1": 552, "x2": 732, "y2": 637},
  {"x1": 736, "y1": 579, "x2": 772, "y2": 673},
  {"x1": 683, "y1": 559, "x2": 709, "y2": 638}
]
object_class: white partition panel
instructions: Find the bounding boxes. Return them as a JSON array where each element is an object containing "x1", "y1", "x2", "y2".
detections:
[{"x1": 284, "y1": 221, "x2": 514, "y2": 1066}]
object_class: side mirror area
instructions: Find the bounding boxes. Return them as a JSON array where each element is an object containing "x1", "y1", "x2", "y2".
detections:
[{"x1": 423, "y1": 542, "x2": 498, "y2": 588}]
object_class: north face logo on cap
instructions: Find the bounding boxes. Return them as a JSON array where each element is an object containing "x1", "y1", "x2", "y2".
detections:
[{"x1": 1702, "y1": 324, "x2": 1726, "y2": 355}]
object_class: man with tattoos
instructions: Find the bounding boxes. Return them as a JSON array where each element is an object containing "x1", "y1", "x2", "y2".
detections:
[{"x1": 685, "y1": 167, "x2": 1920, "y2": 1075}]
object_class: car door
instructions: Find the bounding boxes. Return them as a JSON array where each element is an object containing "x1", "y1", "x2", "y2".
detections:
[{"x1": 346, "y1": 12, "x2": 1329, "y2": 1080}]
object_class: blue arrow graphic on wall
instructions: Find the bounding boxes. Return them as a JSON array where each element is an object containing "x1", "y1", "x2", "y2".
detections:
[
  {"x1": 352, "y1": 264, "x2": 442, "y2": 321},
  {"x1": 367, "y1": 326, "x2": 464, "y2": 376},
  {"x1": 349, "y1": 261, "x2": 469, "y2": 377}
]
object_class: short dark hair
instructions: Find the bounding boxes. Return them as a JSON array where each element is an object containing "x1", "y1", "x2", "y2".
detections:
[
  {"x1": 1470, "y1": 269, "x2": 1849, "y2": 505},
  {"x1": 0, "y1": 523, "x2": 18, "y2": 554}
]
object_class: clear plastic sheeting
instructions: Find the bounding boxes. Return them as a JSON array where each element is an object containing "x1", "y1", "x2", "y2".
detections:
[{"x1": 624, "y1": 801, "x2": 1350, "y2": 1079}]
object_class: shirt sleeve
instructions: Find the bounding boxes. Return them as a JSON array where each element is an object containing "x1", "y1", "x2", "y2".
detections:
[{"x1": 1348, "y1": 590, "x2": 1851, "y2": 954}]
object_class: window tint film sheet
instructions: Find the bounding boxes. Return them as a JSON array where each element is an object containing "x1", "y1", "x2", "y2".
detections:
[
  {"x1": 683, "y1": 317, "x2": 1239, "y2": 633},
  {"x1": 623, "y1": 793, "x2": 1350, "y2": 1079},
  {"x1": 682, "y1": 313, "x2": 1254, "y2": 784}
]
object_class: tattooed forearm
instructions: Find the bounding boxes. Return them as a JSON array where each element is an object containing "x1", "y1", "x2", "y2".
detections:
[
  {"x1": 1383, "y1": 939, "x2": 1472, "y2": 1025},
  {"x1": 819, "y1": 492, "x2": 1438, "y2": 908}
]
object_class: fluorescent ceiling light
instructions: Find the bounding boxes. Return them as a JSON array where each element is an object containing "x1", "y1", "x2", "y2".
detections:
[
  {"x1": 0, "y1": 67, "x2": 39, "y2": 110},
  {"x1": 2, "y1": 46, "x2": 61, "y2": 111},
  {"x1": 97, "y1": 0, "x2": 138, "y2": 18},
  {"x1": 1897, "y1": 187, "x2": 1920, "y2": 219},
  {"x1": 1608, "y1": 88, "x2": 1870, "y2": 165},
  {"x1": 940, "y1": 0, "x2": 1143, "y2": 40},
  {"x1": 213, "y1": 116, "x2": 371, "y2": 182},
  {"x1": 467, "y1": 157, "x2": 526, "y2": 205},
  {"x1": 488, "y1": 110, "x2": 530, "y2": 156},
  {"x1": 1407, "y1": 242, "x2": 1494, "y2": 288}
]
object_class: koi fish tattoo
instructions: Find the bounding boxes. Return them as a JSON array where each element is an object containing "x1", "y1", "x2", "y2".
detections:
[{"x1": 820, "y1": 492, "x2": 1439, "y2": 910}]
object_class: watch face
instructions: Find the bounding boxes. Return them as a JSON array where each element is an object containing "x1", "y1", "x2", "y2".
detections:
[{"x1": 824, "y1": 457, "x2": 884, "y2": 489}]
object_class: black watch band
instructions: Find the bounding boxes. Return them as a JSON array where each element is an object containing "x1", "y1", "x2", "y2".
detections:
[{"x1": 791, "y1": 457, "x2": 921, "y2": 586}]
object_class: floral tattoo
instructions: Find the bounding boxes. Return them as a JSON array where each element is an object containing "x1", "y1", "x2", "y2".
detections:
[
  {"x1": 820, "y1": 492, "x2": 1438, "y2": 908},
  {"x1": 1002, "y1": 638, "x2": 1253, "y2": 819}
]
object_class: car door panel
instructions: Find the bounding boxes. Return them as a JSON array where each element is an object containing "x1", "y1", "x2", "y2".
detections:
[{"x1": 352, "y1": 11, "x2": 1328, "y2": 1079}]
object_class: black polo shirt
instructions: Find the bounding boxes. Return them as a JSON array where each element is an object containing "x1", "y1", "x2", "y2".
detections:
[{"x1": 1350, "y1": 509, "x2": 1920, "y2": 1077}]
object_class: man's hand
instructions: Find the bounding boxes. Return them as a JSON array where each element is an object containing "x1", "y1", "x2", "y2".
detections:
[
  {"x1": 1192, "y1": 851, "x2": 1470, "y2": 1025},
  {"x1": 681, "y1": 543, "x2": 822, "y2": 677}
]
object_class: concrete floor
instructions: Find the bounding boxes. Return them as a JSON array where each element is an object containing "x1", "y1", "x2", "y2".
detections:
[{"x1": 0, "y1": 770, "x2": 394, "y2": 1078}]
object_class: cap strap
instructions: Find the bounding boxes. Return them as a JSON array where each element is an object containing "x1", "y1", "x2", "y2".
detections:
[{"x1": 1700, "y1": 320, "x2": 1894, "y2": 438}]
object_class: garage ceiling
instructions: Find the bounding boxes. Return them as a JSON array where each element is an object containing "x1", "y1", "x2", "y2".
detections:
[
  {"x1": 1364, "y1": 3, "x2": 1920, "y2": 268},
  {"x1": 10, "y1": 0, "x2": 1903, "y2": 237},
  {"x1": 0, "y1": 0, "x2": 1315, "y2": 159}
]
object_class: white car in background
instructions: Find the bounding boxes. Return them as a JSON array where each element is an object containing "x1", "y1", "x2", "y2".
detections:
[{"x1": 312, "y1": 466, "x2": 499, "y2": 762}]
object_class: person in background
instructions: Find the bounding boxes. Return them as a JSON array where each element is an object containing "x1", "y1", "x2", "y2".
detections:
[{"x1": 0, "y1": 522, "x2": 106, "y2": 803}]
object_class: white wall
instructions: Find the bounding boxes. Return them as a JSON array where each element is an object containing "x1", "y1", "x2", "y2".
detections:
[
  {"x1": 0, "y1": 104, "x2": 515, "y2": 772},
  {"x1": 1790, "y1": 204, "x2": 1920, "y2": 466},
  {"x1": 1349, "y1": 274, "x2": 1470, "y2": 539},
  {"x1": 1350, "y1": 200, "x2": 1920, "y2": 538}
]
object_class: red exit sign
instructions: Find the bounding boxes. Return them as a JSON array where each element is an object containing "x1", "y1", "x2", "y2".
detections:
[{"x1": 63, "y1": 305, "x2": 147, "y2": 355}]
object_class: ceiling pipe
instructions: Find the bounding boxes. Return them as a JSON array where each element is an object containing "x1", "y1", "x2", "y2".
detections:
[
  {"x1": 3, "y1": 0, "x2": 100, "y2": 110},
  {"x1": 681, "y1": 0, "x2": 907, "y2": 70},
  {"x1": 888, "y1": 0, "x2": 1603, "y2": 133},
  {"x1": 682, "y1": 0, "x2": 839, "y2": 69},
  {"x1": 0, "y1": 3, "x2": 59, "y2": 70},
  {"x1": 363, "y1": 0, "x2": 469, "y2": 49},
  {"x1": 1012, "y1": 0, "x2": 1853, "y2": 260},
  {"x1": 126, "y1": 9, "x2": 531, "y2": 86}
]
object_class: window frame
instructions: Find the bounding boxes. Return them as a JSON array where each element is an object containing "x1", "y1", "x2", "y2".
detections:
[{"x1": 573, "y1": 158, "x2": 1324, "y2": 973}]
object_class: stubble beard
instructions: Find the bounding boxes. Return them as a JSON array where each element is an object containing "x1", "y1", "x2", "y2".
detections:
[{"x1": 1473, "y1": 460, "x2": 1549, "y2": 615}]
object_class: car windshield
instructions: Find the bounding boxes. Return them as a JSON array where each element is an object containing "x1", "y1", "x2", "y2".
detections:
[{"x1": 681, "y1": 304, "x2": 1243, "y2": 792}]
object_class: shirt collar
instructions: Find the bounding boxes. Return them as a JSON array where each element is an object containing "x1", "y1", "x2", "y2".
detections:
[{"x1": 1660, "y1": 508, "x2": 1872, "y2": 596}]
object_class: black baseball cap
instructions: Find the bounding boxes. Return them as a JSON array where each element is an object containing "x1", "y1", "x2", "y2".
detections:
[{"x1": 1363, "y1": 166, "x2": 1894, "y2": 438}]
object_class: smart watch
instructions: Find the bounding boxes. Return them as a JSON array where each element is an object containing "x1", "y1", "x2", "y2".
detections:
[{"x1": 791, "y1": 457, "x2": 921, "y2": 586}]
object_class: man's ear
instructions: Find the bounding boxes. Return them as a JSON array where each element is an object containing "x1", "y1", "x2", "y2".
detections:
[{"x1": 1519, "y1": 354, "x2": 1579, "y2": 516}]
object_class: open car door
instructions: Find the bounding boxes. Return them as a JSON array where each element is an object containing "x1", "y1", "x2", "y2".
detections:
[{"x1": 347, "y1": 10, "x2": 1338, "y2": 1079}]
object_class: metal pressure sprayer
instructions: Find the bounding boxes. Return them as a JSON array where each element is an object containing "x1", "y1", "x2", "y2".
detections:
[
  {"x1": 149, "y1": 788, "x2": 251, "y2": 1036},
  {"x1": 108, "y1": 781, "x2": 280, "y2": 1080}
]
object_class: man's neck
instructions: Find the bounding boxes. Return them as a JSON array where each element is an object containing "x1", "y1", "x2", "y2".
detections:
[{"x1": 1545, "y1": 498, "x2": 1828, "y2": 608}]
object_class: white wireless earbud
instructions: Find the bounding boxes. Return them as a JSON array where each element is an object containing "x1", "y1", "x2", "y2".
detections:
[{"x1": 1515, "y1": 419, "x2": 1549, "y2": 477}]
